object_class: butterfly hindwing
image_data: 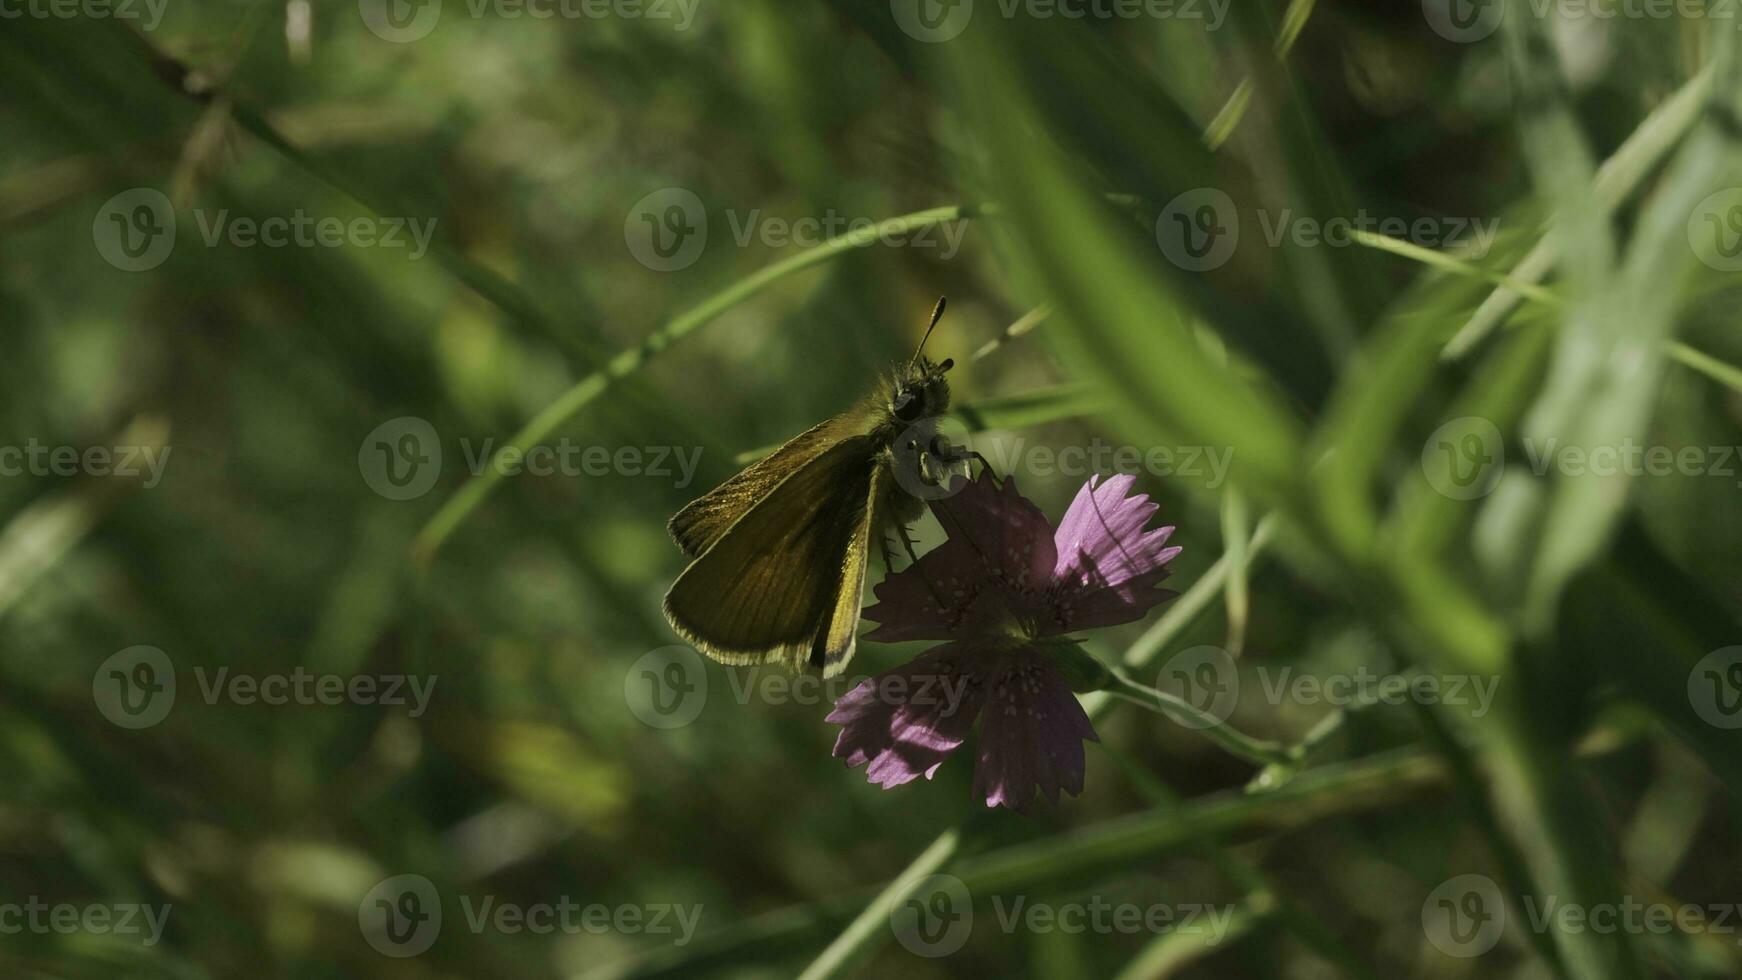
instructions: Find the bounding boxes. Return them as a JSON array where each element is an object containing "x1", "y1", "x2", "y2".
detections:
[
  {"x1": 663, "y1": 434, "x2": 884, "y2": 676},
  {"x1": 811, "y1": 458, "x2": 889, "y2": 676}
]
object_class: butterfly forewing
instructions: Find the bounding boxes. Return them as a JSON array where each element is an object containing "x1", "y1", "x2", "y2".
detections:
[
  {"x1": 667, "y1": 415, "x2": 852, "y2": 558},
  {"x1": 663, "y1": 433, "x2": 884, "y2": 675}
]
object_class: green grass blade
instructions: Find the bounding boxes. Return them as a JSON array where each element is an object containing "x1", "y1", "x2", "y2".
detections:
[{"x1": 411, "y1": 204, "x2": 972, "y2": 563}]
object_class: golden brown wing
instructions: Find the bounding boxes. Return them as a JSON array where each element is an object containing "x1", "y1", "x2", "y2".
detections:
[
  {"x1": 812, "y1": 459, "x2": 888, "y2": 676},
  {"x1": 663, "y1": 434, "x2": 884, "y2": 676},
  {"x1": 667, "y1": 414, "x2": 862, "y2": 558}
]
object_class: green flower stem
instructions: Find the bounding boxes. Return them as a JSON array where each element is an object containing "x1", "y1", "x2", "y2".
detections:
[
  {"x1": 410, "y1": 204, "x2": 974, "y2": 564},
  {"x1": 1099, "y1": 741, "x2": 1380, "y2": 980},
  {"x1": 1666, "y1": 340, "x2": 1742, "y2": 395},
  {"x1": 1247, "y1": 708, "x2": 1346, "y2": 792},
  {"x1": 1111, "y1": 900, "x2": 1268, "y2": 980},
  {"x1": 602, "y1": 727, "x2": 1643, "y2": 979},
  {"x1": 1350, "y1": 230, "x2": 1563, "y2": 308},
  {"x1": 1440, "y1": 62, "x2": 1715, "y2": 359},
  {"x1": 794, "y1": 828, "x2": 963, "y2": 980},
  {"x1": 1105, "y1": 672, "x2": 1296, "y2": 770},
  {"x1": 1083, "y1": 514, "x2": 1279, "y2": 725}
]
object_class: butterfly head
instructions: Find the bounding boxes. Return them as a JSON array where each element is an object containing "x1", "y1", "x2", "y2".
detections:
[{"x1": 890, "y1": 356, "x2": 953, "y2": 424}]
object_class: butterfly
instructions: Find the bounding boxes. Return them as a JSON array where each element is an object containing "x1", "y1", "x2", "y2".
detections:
[{"x1": 663, "y1": 299, "x2": 962, "y2": 677}]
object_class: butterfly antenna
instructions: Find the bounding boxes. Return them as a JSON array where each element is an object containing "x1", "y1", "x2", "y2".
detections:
[{"x1": 908, "y1": 296, "x2": 948, "y2": 370}]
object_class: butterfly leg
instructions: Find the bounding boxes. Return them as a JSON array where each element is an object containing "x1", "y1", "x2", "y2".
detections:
[
  {"x1": 892, "y1": 517, "x2": 958, "y2": 615},
  {"x1": 878, "y1": 530, "x2": 901, "y2": 574},
  {"x1": 898, "y1": 522, "x2": 954, "y2": 612},
  {"x1": 922, "y1": 435, "x2": 1000, "y2": 486}
]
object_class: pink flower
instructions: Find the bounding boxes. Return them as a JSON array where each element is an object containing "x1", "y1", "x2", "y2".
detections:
[{"x1": 827, "y1": 472, "x2": 1181, "y2": 811}]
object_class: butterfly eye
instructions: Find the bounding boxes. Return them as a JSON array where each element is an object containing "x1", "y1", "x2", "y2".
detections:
[{"x1": 893, "y1": 389, "x2": 925, "y2": 422}]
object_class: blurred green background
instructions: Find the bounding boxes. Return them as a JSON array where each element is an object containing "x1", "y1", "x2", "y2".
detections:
[{"x1": 1, "y1": 2, "x2": 1741, "y2": 978}]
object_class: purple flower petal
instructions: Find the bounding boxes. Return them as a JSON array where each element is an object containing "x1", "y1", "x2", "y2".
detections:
[
  {"x1": 1049, "y1": 473, "x2": 1182, "y2": 632},
  {"x1": 865, "y1": 473, "x2": 1057, "y2": 642},
  {"x1": 971, "y1": 651, "x2": 1099, "y2": 812},
  {"x1": 827, "y1": 644, "x2": 987, "y2": 788}
]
